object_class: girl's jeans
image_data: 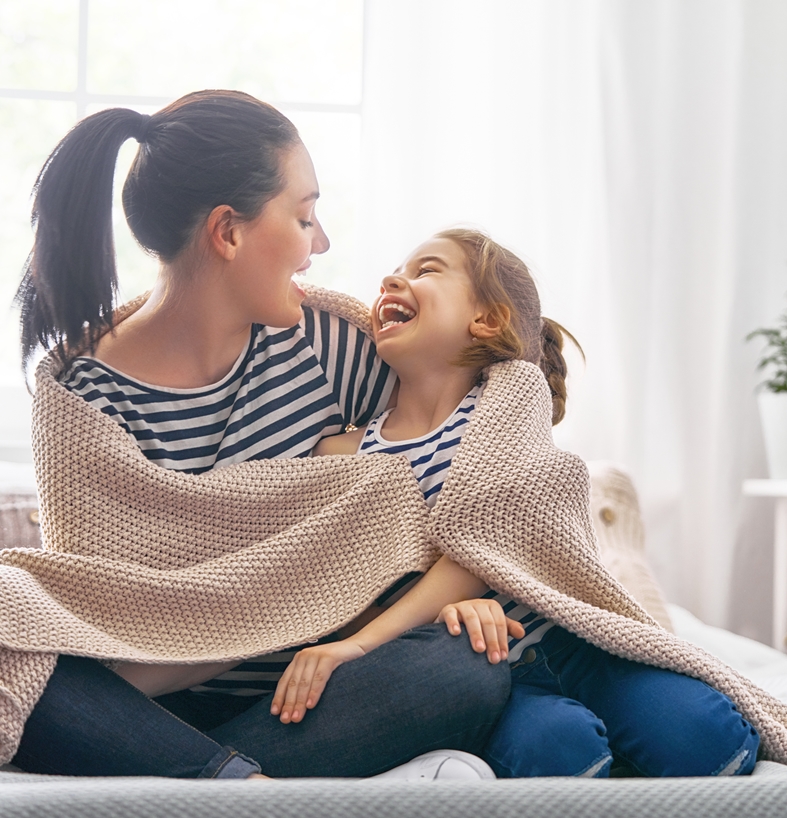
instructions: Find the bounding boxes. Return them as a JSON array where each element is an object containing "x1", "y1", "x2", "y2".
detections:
[
  {"x1": 483, "y1": 626, "x2": 760, "y2": 778},
  {"x1": 13, "y1": 624, "x2": 510, "y2": 779}
]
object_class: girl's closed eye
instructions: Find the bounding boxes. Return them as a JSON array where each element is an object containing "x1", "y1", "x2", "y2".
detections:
[{"x1": 300, "y1": 220, "x2": 314, "y2": 229}]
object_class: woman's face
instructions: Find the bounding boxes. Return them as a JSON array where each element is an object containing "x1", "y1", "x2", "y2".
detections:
[
  {"x1": 231, "y1": 142, "x2": 329, "y2": 328},
  {"x1": 371, "y1": 237, "x2": 479, "y2": 372}
]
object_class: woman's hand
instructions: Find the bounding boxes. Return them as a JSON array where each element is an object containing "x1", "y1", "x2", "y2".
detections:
[
  {"x1": 270, "y1": 640, "x2": 366, "y2": 723},
  {"x1": 437, "y1": 599, "x2": 525, "y2": 664}
]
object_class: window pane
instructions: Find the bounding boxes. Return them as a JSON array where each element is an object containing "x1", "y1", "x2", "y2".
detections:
[
  {"x1": 112, "y1": 138, "x2": 161, "y2": 307},
  {"x1": 287, "y1": 111, "x2": 363, "y2": 299},
  {"x1": 0, "y1": 1, "x2": 78, "y2": 91},
  {"x1": 0, "y1": 100, "x2": 76, "y2": 382},
  {"x1": 83, "y1": 103, "x2": 162, "y2": 306},
  {"x1": 87, "y1": 0, "x2": 363, "y2": 105}
]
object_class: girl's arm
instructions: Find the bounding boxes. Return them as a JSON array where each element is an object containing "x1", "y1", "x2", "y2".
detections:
[
  {"x1": 113, "y1": 660, "x2": 242, "y2": 698},
  {"x1": 313, "y1": 427, "x2": 365, "y2": 455},
  {"x1": 270, "y1": 555, "x2": 524, "y2": 724}
]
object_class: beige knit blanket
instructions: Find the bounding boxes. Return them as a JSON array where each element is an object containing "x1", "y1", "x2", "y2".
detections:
[{"x1": 1, "y1": 288, "x2": 787, "y2": 766}]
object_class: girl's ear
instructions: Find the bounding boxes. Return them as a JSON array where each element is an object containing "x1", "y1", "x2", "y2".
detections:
[
  {"x1": 470, "y1": 304, "x2": 510, "y2": 339},
  {"x1": 205, "y1": 205, "x2": 242, "y2": 261}
]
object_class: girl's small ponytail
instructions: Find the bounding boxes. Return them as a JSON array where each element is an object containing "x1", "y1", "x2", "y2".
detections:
[
  {"x1": 540, "y1": 318, "x2": 582, "y2": 425},
  {"x1": 17, "y1": 108, "x2": 148, "y2": 372}
]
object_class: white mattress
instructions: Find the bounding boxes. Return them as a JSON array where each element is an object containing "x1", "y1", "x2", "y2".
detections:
[{"x1": 668, "y1": 604, "x2": 787, "y2": 703}]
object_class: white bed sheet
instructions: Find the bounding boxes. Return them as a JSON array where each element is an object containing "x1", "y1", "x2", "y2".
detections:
[{"x1": 668, "y1": 604, "x2": 787, "y2": 703}]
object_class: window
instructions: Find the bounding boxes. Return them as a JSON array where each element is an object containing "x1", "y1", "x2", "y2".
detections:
[{"x1": 0, "y1": 0, "x2": 364, "y2": 402}]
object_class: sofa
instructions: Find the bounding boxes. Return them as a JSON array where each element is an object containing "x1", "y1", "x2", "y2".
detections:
[{"x1": 2, "y1": 460, "x2": 787, "y2": 817}]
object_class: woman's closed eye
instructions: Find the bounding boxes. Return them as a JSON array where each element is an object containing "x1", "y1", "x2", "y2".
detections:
[
  {"x1": 300, "y1": 220, "x2": 314, "y2": 229},
  {"x1": 416, "y1": 267, "x2": 436, "y2": 276}
]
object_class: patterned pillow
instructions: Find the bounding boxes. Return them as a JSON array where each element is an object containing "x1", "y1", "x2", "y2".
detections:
[
  {"x1": 0, "y1": 494, "x2": 41, "y2": 550},
  {"x1": 587, "y1": 461, "x2": 674, "y2": 632}
]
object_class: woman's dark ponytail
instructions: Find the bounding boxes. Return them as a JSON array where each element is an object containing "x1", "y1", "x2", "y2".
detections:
[
  {"x1": 18, "y1": 108, "x2": 148, "y2": 371},
  {"x1": 17, "y1": 90, "x2": 300, "y2": 374}
]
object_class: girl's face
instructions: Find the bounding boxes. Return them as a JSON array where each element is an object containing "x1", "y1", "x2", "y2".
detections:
[
  {"x1": 230, "y1": 142, "x2": 329, "y2": 328},
  {"x1": 372, "y1": 237, "x2": 480, "y2": 371}
]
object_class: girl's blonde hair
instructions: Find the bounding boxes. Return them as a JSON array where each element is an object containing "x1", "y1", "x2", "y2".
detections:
[{"x1": 437, "y1": 228, "x2": 581, "y2": 425}]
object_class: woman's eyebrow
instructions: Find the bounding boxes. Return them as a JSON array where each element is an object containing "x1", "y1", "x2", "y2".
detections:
[
  {"x1": 301, "y1": 192, "x2": 320, "y2": 202},
  {"x1": 416, "y1": 255, "x2": 445, "y2": 266}
]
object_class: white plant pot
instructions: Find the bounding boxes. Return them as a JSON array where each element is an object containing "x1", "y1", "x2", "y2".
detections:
[{"x1": 758, "y1": 391, "x2": 787, "y2": 479}]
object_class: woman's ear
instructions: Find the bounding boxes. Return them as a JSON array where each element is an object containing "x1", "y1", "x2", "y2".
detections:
[
  {"x1": 470, "y1": 305, "x2": 510, "y2": 340},
  {"x1": 205, "y1": 205, "x2": 242, "y2": 261}
]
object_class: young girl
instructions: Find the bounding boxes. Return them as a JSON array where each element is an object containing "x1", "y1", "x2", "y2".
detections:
[{"x1": 272, "y1": 228, "x2": 761, "y2": 778}]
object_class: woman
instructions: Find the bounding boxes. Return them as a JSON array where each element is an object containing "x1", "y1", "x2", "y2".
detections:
[{"x1": 10, "y1": 90, "x2": 510, "y2": 779}]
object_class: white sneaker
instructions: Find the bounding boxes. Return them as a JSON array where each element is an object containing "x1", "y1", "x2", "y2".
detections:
[{"x1": 370, "y1": 750, "x2": 496, "y2": 781}]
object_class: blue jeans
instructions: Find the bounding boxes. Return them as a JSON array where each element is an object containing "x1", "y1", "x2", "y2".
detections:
[
  {"x1": 13, "y1": 624, "x2": 510, "y2": 778},
  {"x1": 483, "y1": 626, "x2": 760, "y2": 778}
]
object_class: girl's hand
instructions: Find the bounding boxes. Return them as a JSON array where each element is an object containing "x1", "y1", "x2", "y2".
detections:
[
  {"x1": 270, "y1": 640, "x2": 366, "y2": 723},
  {"x1": 437, "y1": 599, "x2": 525, "y2": 664}
]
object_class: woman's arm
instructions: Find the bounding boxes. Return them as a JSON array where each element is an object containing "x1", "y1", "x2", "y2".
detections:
[{"x1": 270, "y1": 555, "x2": 523, "y2": 723}]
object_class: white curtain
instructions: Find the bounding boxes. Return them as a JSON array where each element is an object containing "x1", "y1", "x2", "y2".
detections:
[{"x1": 359, "y1": 0, "x2": 787, "y2": 642}]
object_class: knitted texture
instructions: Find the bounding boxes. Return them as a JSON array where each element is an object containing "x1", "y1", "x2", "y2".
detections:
[
  {"x1": 587, "y1": 461, "x2": 674, "y2": 632},
  {"x1": 1, "y1": 287, "x2": 787, "y2": 765}
]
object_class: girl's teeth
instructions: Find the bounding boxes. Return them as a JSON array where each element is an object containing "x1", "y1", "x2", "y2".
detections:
[{"x1": 378, "y1": 302, "x2": 416, "y2": 323}]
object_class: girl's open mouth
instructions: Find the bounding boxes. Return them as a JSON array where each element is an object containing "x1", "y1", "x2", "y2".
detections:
[{"x1": 378, "y1": 300, "x2": 416, "y2": 331}]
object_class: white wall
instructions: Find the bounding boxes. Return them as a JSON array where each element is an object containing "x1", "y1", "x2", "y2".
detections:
[{"x1": 360, "y1": 0, "x2": 787, "y2": 643}]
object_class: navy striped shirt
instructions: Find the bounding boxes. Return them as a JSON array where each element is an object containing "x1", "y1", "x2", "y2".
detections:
[
  {"x1": 62, "y1": 306, "x2": 395, "y2": 472},
  {"x1": 357, "y1": 384, "x2": 554, "y2": 663},
  {"x1": 358, "y1": 386, "x2": 481, "y2": 507},
  {"x1": 62, "y1": 306, "x2": 397, "y2": 698}
]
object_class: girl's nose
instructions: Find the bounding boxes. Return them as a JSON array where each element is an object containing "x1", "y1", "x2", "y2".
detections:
[{"x1": 380, "y1": 274, "x2": 404, "y2": 293}]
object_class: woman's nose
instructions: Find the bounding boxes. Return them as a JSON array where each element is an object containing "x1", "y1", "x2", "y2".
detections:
[{"x1": 312, "y1": 218, "x2": 330, "y2": 255}]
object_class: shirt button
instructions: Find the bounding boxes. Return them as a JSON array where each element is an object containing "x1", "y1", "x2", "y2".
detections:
[{"x1": 523, "y1": 648, "x2": 537, "y2": 664}]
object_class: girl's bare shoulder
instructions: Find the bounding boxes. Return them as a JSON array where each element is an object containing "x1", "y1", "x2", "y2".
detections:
[{"x1": 313, "y1": 427, "x2": 366, "y2": 456}]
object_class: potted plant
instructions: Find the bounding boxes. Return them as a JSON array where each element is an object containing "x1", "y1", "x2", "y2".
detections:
[{"x1": 748, "y1": 310, "x2": 787, "y2": 479}]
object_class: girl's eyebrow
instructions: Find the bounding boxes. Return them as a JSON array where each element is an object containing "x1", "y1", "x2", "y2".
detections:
[{"x1": 391, "y1": 255, "x2": 448, "y2": 276}]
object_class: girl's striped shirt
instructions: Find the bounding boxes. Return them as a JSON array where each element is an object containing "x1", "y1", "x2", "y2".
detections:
[
  {"x1": 358, "y1": 385, "x2": 482, "y2": 507},
  {"x1": 358, "y1": 384, "x2": 554, "y2": 665}
]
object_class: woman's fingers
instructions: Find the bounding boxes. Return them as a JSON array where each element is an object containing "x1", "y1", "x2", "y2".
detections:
[
  {"x1": 459, "y1": 606, "x2": 487, "y2": 654},
  {"x1": 490, "y1": 603, "x2": 509, "y2": 663},
  {"x1": 438, "y1": 605, "x2": 463, "y2": 636},
  {"x1": 438, "y1": 599, "x2": 515, "y2": 663},
  {"x1": 477, "y1": 604, "x2": 504, "y2": 664},
  {"x1": 506, "y1": 615, "x2": 526, "y2": 639}
]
